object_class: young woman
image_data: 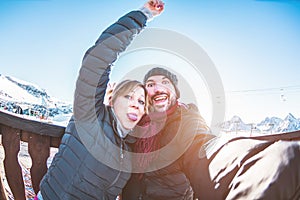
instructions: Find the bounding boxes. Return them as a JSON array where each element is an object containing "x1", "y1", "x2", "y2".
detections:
[{"x1": 36, "y1": 0, "x2": 164, "y2": 199}]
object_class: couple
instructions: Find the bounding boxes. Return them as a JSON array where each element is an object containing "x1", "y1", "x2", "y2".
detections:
[
  {"x1": 36, "y1": 0, "x2": 212, "y2": 199},
  {"x1": 36, "y1": 0, "x2": 300, "y2": 199}
]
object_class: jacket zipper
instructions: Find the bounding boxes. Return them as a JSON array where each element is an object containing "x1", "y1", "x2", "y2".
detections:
[{"x1": 105, "y1": 121, "x2": 124, "y2": 189}]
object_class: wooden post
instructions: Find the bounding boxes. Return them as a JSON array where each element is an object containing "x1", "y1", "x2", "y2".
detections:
[
  {"x1": 2, "y1": 126, "x2": 26, "y2": 200},
  {"x1": 27, "y1": 132, "x2": 50, "y2": 194}
]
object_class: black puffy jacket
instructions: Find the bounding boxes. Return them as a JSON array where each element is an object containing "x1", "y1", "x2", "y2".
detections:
[{"x1": 40, "y1": 10, "x2": 147, "y2": 200}]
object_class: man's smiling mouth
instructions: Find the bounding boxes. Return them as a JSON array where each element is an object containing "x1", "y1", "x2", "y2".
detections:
[{"x1": 153, "y1": 94, "x2": 168, "y2": 104}]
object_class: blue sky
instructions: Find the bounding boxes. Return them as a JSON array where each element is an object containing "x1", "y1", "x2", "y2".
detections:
[{"x1": 1, "y1": 0, "x2": 300, "y2": 123}]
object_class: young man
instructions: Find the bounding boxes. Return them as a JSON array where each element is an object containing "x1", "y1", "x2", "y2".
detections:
[
  {"x1": 123, "y1": 67, "x2": 215, "y2": 199},
  {"x1": 123, "y1": 67, "x2": 300, "y2": 200}
]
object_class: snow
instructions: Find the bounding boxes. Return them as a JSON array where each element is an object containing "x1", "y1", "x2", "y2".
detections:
[
  {"x1": 0, "y1": 75, "x2": 41, "y2": 104},
  {"x1": 0, "y1": 74, "x2": 72, "y2": 127}
]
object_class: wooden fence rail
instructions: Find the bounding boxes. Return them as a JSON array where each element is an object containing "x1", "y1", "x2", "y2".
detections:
[{"x1": 0, "y1": 110, "x2": 65, "y2": 200}]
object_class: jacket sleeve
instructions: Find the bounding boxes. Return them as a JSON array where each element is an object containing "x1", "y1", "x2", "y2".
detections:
[
  {"x1": 73, "y1": 11, "x2": 147, "y2": 121},
  {"x1": 181, "y1": 133, "x2": 216, "y2": 199},
  {"x1": 179, "y1": 105, "x2": 216, "y2": 198}
]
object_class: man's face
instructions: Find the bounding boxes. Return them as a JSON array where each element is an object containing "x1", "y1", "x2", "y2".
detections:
[{"x1": 145, "y1": 75, "x2": 177, "y2": 113}]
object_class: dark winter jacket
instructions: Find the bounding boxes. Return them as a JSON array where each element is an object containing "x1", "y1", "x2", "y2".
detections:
[
  {"x1": 124, "y1": 104, "x2": 300, "y2": 200},
  {"x1": 122, "y1": 103, "x2": 215, "y2": 200},
  {"x1": 39, "y1": 10, "x2": 147, "y2": 200}
]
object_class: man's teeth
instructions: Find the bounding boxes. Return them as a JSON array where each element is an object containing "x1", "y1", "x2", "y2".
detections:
[{"x1": 154, "y1": 96, "x2": 167, "y2": 101}]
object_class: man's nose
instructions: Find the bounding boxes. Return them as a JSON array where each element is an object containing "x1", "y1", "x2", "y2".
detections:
[{"x1": 154, "y1": 83, "x2": 164, "y2": 92}]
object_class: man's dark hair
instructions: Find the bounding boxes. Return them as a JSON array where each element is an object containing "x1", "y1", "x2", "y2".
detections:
[{"x1": 143, "y1": 67, "x2": 180, "y2": 98}]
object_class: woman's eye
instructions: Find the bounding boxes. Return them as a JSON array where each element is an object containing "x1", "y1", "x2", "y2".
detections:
[
  {"x1": 124, "y1": 95, "x2": 131, "y2": 100},
  {"x1": 138, "y1": 100, "x2": 145, "y2": 105}
]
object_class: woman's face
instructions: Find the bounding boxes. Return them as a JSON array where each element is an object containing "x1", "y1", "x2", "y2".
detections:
[{"x1": 113, "y1": 86, "x2": 146, "y2": 130}]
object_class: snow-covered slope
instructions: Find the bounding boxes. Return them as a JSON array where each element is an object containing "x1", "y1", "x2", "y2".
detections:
[{"x1": 0, "y1": 74, "x2": 72, "y2": 126}]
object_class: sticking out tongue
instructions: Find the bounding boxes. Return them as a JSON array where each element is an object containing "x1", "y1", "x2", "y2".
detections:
[{"x1": 127, "y1": 113, "x2": 138, "y2": 121}]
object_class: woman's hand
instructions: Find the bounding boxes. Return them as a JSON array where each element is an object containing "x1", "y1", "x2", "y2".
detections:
[
  {"x1": 104, "y1": 82, "x2": 116, "y2": 105},
  {"x1": 143, "y1": 0, "x2": 165, "y2": 17}
]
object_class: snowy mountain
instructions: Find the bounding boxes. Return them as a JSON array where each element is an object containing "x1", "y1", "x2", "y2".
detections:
[
  {"x1": 221, "y1": 113, "x2": 300, "y2": 135},
  {"x1": 220, "y1": 115, "x2": 253, "y2": 133},
  {"x1": 0, "y1": 74, "x2": 72, "y2": 126},
  {"x1": 257, "y1": 113, "x2": 300, "y2": 133}
]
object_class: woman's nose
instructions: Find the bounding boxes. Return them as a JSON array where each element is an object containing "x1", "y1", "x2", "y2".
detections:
[{"x1": 128, "y1": 98, "x2": 139, "y2": 108}]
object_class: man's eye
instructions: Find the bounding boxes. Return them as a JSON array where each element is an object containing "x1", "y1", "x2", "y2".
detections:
[
  {"x1": 147, "y1": 83, "x2": 153, "y2": 87},
  {"x1": 138, "y1": 100, "x2": 145, "y2": 105},
  {"x1": 162, "y1": 80, "x2": 169, "y2": 84}
]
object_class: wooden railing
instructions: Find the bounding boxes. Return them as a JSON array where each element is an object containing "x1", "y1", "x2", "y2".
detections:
[{"x1": 0, "y1": 110, "x2": 65, "y2": 200}]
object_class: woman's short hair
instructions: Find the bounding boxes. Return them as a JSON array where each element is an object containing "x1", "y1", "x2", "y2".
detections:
[{"x1": 110, "y1": 80, "x2": 148, "y2": 113}]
